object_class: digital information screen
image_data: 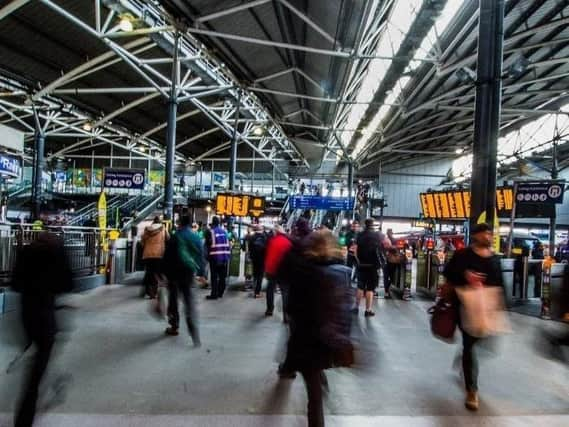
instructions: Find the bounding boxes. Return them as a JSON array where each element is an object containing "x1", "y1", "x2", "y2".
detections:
[
  {"x1": 215, "y1": 193, "x2": 265, "y2": 217},
  {"x1": 419, "y1": 188, "x2": 513, "y2": 219}
]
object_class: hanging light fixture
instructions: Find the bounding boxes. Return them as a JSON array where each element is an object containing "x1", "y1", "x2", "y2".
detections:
[
  {"x1": 119, "y1": 14, "x2": 135, "y2": 32},
  {"x1": 253, "y1": 126, "x2": 264, "y2": 136},
  {"x1": 82, "y1": 121, "x2": 93, "y2": 132}
]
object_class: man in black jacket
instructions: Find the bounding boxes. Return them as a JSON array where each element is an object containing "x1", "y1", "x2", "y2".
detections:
[
  {"x1": 12, "y1": 233, "x2": 73, "y2": 427},
  {"x1": 354, "y1": 218, "x2": 383, "y2": 317}
]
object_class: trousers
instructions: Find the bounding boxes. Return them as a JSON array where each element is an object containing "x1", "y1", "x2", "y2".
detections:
[
  {"x1": 462, "y1": 330, "x2": 479, "y2": 392},
  {"x1": 209, "y1": 261, "x2": 228, "y2": 298},
  {"x1": 167, "y1": 271, "x2": 199, "y2": 344},
  {"x1": 301, "y1": 368, "x2": 325, "y2": 427},
  {"x1": 253, "y1": 261, "x2": 265, "y2": 296}
]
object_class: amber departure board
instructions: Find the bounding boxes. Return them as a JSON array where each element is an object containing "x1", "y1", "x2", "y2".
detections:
[
  {"x1": 215, "y1": 193, "x2": 265, "y2": 217},
  {"x1": 419, "y1": 188, "x2": 512, "y2": 219}
]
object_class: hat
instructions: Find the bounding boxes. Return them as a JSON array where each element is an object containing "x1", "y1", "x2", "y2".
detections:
[{"x1": 471, "y1": 223, "x2": 491, "y2": 234}]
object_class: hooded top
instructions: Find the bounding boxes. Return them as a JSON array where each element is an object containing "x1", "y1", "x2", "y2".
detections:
[{"x1": 142, "y1": 223, "x2": 169, "y2": 259}]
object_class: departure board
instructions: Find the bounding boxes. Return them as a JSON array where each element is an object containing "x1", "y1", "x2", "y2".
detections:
[
  {"x1": 215, "y1": 193, "x2": 265, "y2": 217},
  {"x1": 419, "y1": 188, "x2": 512, "y2": 219}
]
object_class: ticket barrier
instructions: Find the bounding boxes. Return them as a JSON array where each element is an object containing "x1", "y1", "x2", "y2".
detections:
[
  {"x1": 546, "y1": 263, "x2": 568, "y2": 320},
  {"x1": 416, "y1": 248, "x2": 448, "y2": 298}
]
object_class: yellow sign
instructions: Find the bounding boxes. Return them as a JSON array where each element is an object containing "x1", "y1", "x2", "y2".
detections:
[
  {"x1": 420, "y1": 188, "x2": 513, "y2": 219},
  {"x1": 98, "y1": 192, "x2": 107, "y2": 229},
  {"x1": 109, "y1": 229, "x2": 120, "y2": 240},
  {"x1": 215, "y1": 193, "x2": 266, "y2": 217}
]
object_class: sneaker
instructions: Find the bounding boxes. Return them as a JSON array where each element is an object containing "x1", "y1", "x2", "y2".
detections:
[
  {"x1": 364, "y1": 310, "x2": 375, "y2": 317},
  {"x1": 351, "y1": 307, "x2": 359, "y2": 315},
  {"x1": 165, "y1": 327, "x2": 179, "y2": 336},
  {"x1": 206, "y1": 295, "x2": 218, "y2": 300},
  {"x1": 465, "y1": 390, "x2": 479, "y2": 411},
  {"x1": 278, "y1": 365, "x2": 297, "y2": 379}
]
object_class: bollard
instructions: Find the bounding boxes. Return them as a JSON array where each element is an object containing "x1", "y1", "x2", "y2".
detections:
[{"x1": 541, "y1": 256, "x2": 554, "y2": 319}]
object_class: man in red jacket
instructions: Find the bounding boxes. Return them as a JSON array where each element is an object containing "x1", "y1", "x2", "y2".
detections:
[{"x1": 265, "y1": 225, "x2": 293, "y2": 318}]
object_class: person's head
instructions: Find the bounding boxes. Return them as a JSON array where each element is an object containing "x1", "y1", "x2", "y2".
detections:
[
  {"x1": 387, "y1": 228, "x2": 393, "y2": 236},
  {"x1": 293, "y1": 217, "x2": 311, "y2": 239},
  {"x1": 254, "y1": 223, "x2": 263, "y2": 233},
  {"x1": 364, "y1": 218, "x2": 375, "y2": 230},
  {"x1": 302, "y1": 229, "x2": 343, "y2": 261},
  {"x1": 191, "y1": 222, "x2": 198, "y2": 231},
  {"x1": 179, "y1": 215, "x2": 191, "y2": 228},
  {"x1": 211, "y1": 216, "x2": 220, "y2": 227},
  {"x1": 350, "y1": 220, "x2": 359, "y2": 231},
  {"x1": 153, "y1": 216, "x2": 161, "y2": 224},
  {"x1": 470, "y1": 223, "x2": 492, "y2": 248}
]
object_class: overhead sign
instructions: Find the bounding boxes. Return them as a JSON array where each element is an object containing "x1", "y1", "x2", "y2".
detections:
[
  {"x1": 103, "y1": 168, "x2": 145, "y2": 190},
  {"x1": 0, "y1": 155, "x2": 21, "y2": 178},
  {"x1": 290, "y1": 195, "x2": 355, "y2": 211},
  {"x1": 420, "y1": 188, "x2": 514, "y2": 219},
  {"x1": 516, "y1": 181, "x2": 565, "y2": 204},
  {"x1": 215, "y1": 193, "x2": 266, "y2": 217}
]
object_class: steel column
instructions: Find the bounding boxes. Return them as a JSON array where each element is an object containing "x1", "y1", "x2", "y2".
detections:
[
  {"x1": 32, "y1": 131, "x2": 45, "y2": 220},
  {"x1": 347, "y1": 161, "x2": 354, "y2": 198},
  {"x1": 469, "y1": 0, "x2": 505, "y2": 232},
  {"x1": 164, "y1": 34, "x2": 180, "y2": 221},
  {"x1": 550, "y1": 139, "x2": 558, "y2": 254},
  {"x1": 229, "y1": 90, "x2": 241, "y2": 191}
]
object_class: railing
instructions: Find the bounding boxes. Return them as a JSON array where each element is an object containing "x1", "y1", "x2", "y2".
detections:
[{"x1": 0, "y1": 224, "x2": 108, "y2": 282}]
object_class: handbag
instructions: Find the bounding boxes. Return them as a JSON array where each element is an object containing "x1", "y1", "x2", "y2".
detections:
[
  {"x1": 428, "y1": 297, "x2": 458, "y2": 343},
  {"x1": 455, "y1": 286, "x2": 511, "y2": 338}
]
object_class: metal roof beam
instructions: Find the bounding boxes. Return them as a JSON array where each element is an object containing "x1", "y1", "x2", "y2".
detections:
[
  {"x1": 176, "y1": 127, "x2": 220, "y2": 149},
  {"x1": 0, "y1": 0, "x2": 32, "y2": 22},
  {"x1": 278, "y1": 0, "x2": 338, "y2": 46},
  {"x1": 92, "y1": 92, "x2": 160, "y2": 128},
  {"x1": 248, "y1": 87, "x2": 336, "y2": 103},
  {"x1": 196, "y1": 0, "x2": 271, "y2": 23}
]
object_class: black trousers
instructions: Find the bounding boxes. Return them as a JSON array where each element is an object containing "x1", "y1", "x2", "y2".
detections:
[
  {"x1": 301, "y1": 368, "x2": 325, "y2": 427},
  {"x1": 384, "y1": 263, "x2": 396, "y2": 293},
  {"x1": 167, "y1": 271, "x2": 199, "y2": 344},
  {"x1": 143, "y1": 258, "x2": 162, "y2": 297},
  {"x1": 15, "y1": 306, "x2": 56, "y2": 427},
  {"x1": 266, "y1": 279, "x2": 276, "y2": 313},
  {"x1": 209, "y1": 261, "x2": 228, "y2": 298},
  {"x1": 253, "y1": 261, "x2": 265, "y2": 296},
  {"x1": 462, "y1": 330, "x2": 479, "y2": 392}
]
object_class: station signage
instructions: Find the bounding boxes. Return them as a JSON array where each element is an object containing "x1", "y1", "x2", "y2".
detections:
[
  {"x1": 103, "y1": 168, "x2": 145, "y2": 190},
  {"x1": 515, "y1": 181, "x2": 565, "y2": 204},
  {"x1": 0, "y1": 155, "x2": 21, "y2": 178},
  {"x1": 420, "y1": 187, "x2": 514, "y2": 219},
  {"x1": 290, "y1": 195, "x2": 355, "y2": 211},
  {"x1": 412, "y1": 218, "x2": 435, "y2": 228},
  {"x1": 215, "y1": 193, "x2": 265, "y2": 217}
]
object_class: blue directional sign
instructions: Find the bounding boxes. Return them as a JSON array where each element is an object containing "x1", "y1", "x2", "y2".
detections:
[
  {"x1": 0, "y1": 155, "x2": 21, "y2": 178},
  {"x1": 290, "y1": 195, "x2": 354, "y2": 211},
  {"x1": 516, "y1": 180, "x2": 565, "y2": 204},
  {"x1": 103, "y1": 168, "x2": 145, "y2": 190}
]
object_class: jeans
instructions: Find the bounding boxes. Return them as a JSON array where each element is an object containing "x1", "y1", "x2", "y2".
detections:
[
  {"x1": 209, "y1": 261, "x2": 228, "y2": 298},
  {"x1": 143, "y1": 258, "x2": 162, "y2": 297},
  {"x1": 168, "y1": 271, "x2": 200, "y2": 344},
  {"x1": 462, "y1": 330, "x2": 479, "y2": 392},
  {"x1": 266, "y1": 279, "x2": 276, "y2": 313},
  {"x1": 253, "y1": 262, "x2": 265, "y2": 296},
  {"x1": 301, "y1": 368, "x2": 325, "y2": 427},
  {"x1": 15, "y1": 306, "x2": 56, "y2": 427}
]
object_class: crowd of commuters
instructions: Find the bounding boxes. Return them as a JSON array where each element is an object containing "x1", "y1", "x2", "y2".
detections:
[{"x1": 7, "y1": 209, "x2": 569, "y2": 427}]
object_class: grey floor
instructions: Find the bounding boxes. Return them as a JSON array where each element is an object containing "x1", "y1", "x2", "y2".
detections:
[{"x1": 1, "y1": 276, "x2": 568, "y2": 426}]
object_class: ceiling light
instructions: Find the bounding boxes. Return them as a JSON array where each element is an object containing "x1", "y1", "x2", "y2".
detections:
[
  {"x1": 253, "y1": 126, "x2": 264, "y2": 136},
  {"x1": 455, "y1": 147, "x2": 464, "y2": 154},
  {"x1": 82, "y1": 121, "x2": 93, "y2": 132},
  {"x1": 455, "y1": 67, "x2": 476, "y2": 84},
  {"x1": 119, "y1": 14, "x2": 134, "y2": 32},
  {"x1": 138, "y1": 146, "x2": 146, "y2": 152},
  {"x1": 508, "y1": 55, "x2": 530, "y2": 78}
]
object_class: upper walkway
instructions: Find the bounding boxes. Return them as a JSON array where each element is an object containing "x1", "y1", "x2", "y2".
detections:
[{"x1": 1, "y1": 276, "x2": 568, "y2": 426}]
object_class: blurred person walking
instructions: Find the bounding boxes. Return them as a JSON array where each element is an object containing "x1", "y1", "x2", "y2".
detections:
[
  {"x1": 264, "y1": 224, "x2": 292, "y2": 318},
  {"x1": 11, "y1": 233, "x2": 73, "y2": 427},
  {"x1": 163, "y1": 216, "x2": 203, "y2": 346},
  {"x1": 141, "y1": 216, "x2": 169, "y2": 298},
  {"x1": 248, "y1": 224, "x2": 267, "y2": 298},
  {"x1": 204, "y1": 216, "x2": 230, "y2": 300},
  {"x1": 353, "y1": 218, "x2": 383, "y2": 316},
  {"x1": 278, "y1": 230, "x2": 354, "y2": 427},
  {"x1": 443, "y1": 223, "x2": 504, "y2": 411},
  {"x1": 345, "y1": 220, "x2": 360, "y2": 282}
]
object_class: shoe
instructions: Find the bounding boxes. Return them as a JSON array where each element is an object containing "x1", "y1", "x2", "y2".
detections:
[
  {"x1": 465, "y1": 390, "x2": 479, "y2": 411},
  {"x1": 265, "y1": 311, "x2": 273, "y2": 316},
  {"x1": 351, "y1": 307, "x2": 359, "y2": 315},
  {"x1": 278, "y1": 365, "x2": 297, "y2": 379},
  {"x1": 165, "y1": 327, "x2": 179, "y2": 336},
  {"x1": 206, "y1": 295, "x2": 218, "y2": 300},
  {"x1": 364, "y1": 310, "x2": 375, "y2": 317},
  {"x1": 384, "y1": 293, "x2": 392, "y2": 299},
  {"x1": 253, "y1": 294, "x2": 262, "y2": 299}
]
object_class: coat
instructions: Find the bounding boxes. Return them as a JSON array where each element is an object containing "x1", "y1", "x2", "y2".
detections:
[{"x1": 141, "y1": 224, "x2": 168, "y2": 260}]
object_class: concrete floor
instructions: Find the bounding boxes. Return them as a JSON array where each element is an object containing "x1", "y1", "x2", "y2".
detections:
[{"x1": 1, "y1": 276, "x2": 568, "y2": 426}]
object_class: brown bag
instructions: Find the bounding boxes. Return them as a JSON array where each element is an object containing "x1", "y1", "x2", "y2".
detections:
[{"x1": 455, "y1": 286, "x2": 511, "y2": 338}]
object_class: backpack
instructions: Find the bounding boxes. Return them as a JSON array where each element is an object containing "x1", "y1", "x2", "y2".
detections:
[{"x1": 249, "y1": 233, "x2": 266, "y2": 260}]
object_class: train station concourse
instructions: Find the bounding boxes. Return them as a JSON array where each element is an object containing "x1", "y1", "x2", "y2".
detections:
[{"x1": 1, "y1": 0, "x2": 569, "y2": 426}]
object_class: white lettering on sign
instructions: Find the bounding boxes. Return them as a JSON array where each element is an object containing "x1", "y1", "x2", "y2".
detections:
[
  {"x1": 132, "y1": 173, "x2": 144, "y2": 185},
  {"x1": 548, "y1": 185, "x2": 562, "y2": 199}
]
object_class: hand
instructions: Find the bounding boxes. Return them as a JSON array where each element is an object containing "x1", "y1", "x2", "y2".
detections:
[{"x1": 465, "y1": 270, "x2": 485, "y2": 286}]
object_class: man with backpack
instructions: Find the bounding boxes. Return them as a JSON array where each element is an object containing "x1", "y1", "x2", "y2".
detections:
[
  {"x1": 204, "y1": 216, "x2": 231, "y2": 300},
  {"x1": 163, "y1": 215, "x2": 203, "y2": 347},
  {"x1": 248, "y1": 224, "x2": 268, "y2": 298}
]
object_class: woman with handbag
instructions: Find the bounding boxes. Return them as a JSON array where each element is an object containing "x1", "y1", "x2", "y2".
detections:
[{"x1": 443, "y1": 223, "x2": 505, "y2": 411}]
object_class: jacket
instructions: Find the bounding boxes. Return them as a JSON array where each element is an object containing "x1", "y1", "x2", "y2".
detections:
[
  {"x1": 265, "y1": 233, "x2": 292, "y2": 278},
  {"x1": 162, "y1": 227, "x2": 204, "y2": 278},
  {"x1": 142, "y1": 223, "x2": 168, "y2": 260}
]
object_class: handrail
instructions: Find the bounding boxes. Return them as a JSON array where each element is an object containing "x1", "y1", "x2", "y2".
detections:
[{"x1": 120, "y1": 194, "x2": 163, "y2": 232}]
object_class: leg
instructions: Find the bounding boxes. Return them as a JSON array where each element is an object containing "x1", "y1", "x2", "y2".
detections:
[
  {"x1": 217, "y1": 263, "x2": 228, "y2": 297},
  {"x1": 208, "y1": 261, "x2": 219, "y2": 299},
  {"x1": 280, "y1": 282, "x2": 290, "y2": 323},
  {"x1": 179, "y1": 272, "x2": 200, "y2": 346},
  {"x1": 15, "y1": 327, "x2": 54, "y2": 427},
  {"x1": 355, "y1": 289, "x2": 364, "y2": 310},
  {"x1": 253, "y1": 263, "x2": 263, "y2": 296},
  {"x1": 365, "y1": 291, "x2": 374, "y2": 312},
  {"x1": 462, "y1": 330, "x2": 479, "y2": 392},
  {"x1": 167, "y1": 280, "x2": 180, "y2": 332},
  {"x1": 266, "y1": 279, "x2": 275, "y2": 314},
  {"x1": 300, "y1": 369, "x2": 325, "y2": 427}
]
